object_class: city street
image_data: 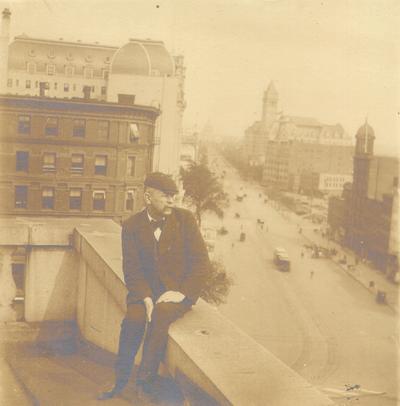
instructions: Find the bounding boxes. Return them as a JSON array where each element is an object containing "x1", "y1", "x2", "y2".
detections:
[{"x1": 204, "y1": 152, "x2": 398, "y2": 406}]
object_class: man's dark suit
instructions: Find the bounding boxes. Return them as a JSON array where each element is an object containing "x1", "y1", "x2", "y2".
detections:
[{"x1": 115, "y1": 207, "x2": 210, "y2": 389}]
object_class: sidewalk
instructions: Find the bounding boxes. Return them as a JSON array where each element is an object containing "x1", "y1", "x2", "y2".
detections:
[{"x1": 297, "y1": 218, "x2": 399, "y2": 314}]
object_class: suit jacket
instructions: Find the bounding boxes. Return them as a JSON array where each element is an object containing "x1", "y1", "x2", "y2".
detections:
[{"x1": 121, "y1": 207, "x2": 210, "y2": 305}]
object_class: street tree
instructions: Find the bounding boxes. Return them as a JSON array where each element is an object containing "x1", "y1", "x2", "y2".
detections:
[
  {"x1": 180, "y1": 161, "x2": 227, "y2": 227},
  {"x1": 201, "y1": 259, "x2": 233, "y2": 306}
]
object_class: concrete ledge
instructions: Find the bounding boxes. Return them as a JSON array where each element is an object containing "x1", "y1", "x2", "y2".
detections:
[
  {"x1": 0, "y1": 217, "x2": 120, "y2": 246},
  {"x1": 168, "y1": 300, "x2": 334, "y2": 406},
  {"x1": 73, "y1": 226, "x2": 334, "y2": 405}
]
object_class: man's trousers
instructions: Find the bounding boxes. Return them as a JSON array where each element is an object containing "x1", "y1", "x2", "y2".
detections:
[{"x1": 114, "y1": 300, "x2": 192, "y2": 389}]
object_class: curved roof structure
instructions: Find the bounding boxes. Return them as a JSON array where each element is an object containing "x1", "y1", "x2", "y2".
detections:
[
  {"x1": 356, "y1": 121, "x2": 375, "y2": 139},
  {"x1": 111, "y1": 40, "x2": 174, "y2": 76}
]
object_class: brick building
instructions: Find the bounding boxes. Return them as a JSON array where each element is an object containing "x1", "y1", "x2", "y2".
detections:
[
  {"x1": 0, "y1": 8, "x2": 186, "y2": 176},
  {"x1": 0, "y1": 94, "x2": 159, "y2": 221},
  {"x1": 328, "y1": 121, "x2": 399, "y2": 276}
]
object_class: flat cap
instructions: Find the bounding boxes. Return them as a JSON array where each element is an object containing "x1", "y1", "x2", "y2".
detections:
[{"x1": 144, "y1": 172, "x2": 178, "y2": 194}]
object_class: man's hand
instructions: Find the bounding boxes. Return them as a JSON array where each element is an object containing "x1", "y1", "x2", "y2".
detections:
[
  {"x1": 156, "y1": 291, "x2": 185, "y2": 304},
  {"x1": 143, "y1": 297, "x2": 154, "y2": 322}
]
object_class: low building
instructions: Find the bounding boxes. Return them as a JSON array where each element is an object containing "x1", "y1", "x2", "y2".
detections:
[
  {"x1": 0, "y1": 94, "x2": 159, "y2": 221},
  {"x1": 300, "y1": 172, "x2": 353, "y2": 196},
  {"x1": 328, "y1": 121, "x2": 399, "y2": 276}
]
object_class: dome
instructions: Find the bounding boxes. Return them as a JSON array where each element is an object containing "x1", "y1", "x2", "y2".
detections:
[
  {"x1": 356, "y1": 121, "x2": 375, "y2": 139},
  {"x1": 111, "y1": 40, "x2": 174, "y2": 76}
]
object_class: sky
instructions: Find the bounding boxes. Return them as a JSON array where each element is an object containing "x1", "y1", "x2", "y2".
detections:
[{"x1": 1, "y1": 0, "x2": 399, "y2": 155}]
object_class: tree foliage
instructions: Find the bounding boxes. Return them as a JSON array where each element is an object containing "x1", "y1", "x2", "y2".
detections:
[
  {"x1": 180, "y1": 161, "x2": 227, "y2": 226},
  {"x1": 200, "y1": 260, "x2": 233, "y2": 306}
]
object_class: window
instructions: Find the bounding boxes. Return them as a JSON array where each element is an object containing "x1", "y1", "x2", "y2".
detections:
[
  {"x1": 126, "y1": 189, "x2": 135, "y2": 211},
  {"x1": 127, "y1": 156, "x2": 136, "y2": 176},
  {"x1": 25, "y1": 80, "x2": 31, "y2": 89},
  {"x1": 103, "y1": 69, "x2": 109, "y2": 80},
  {"x1": 42, "y1": 188, "x2": 54, "y2": 209},
  {"x1": 16, "y1": 151, "x2": 29, "y2": 172},
  {"x1": 71, "y1": 154, "x2": 84, "y2": 173},
  {"x1": 73, "y1": 119, "x2": 85, "y2": 137},
  {"x1": 93, "y1": 190, "x2": 106, "y2": 210},
  {"x1": 7, "y1": 78, "x2": 12, "y2": 87},
  {"x1": 42, "y1": 153, "x2": 56, "y2": 172},
  {"x1": 16, "y1": 79, "x2": 19, "y2": 87},
  {"x1": 65, "y1": 65, "x2": 75, "y2": 76},
  {"x1": 129, "y1": 123, "x2": 140, "y2": 143},
  {"x1": 84, "y1": 67, "x2": 94, "y2": 79},
  {"x1": 15, "y1": 186, "x2": 28, "y2": 208},
  {"x1": 45, "y1": 117, "x2": 58, "y2": 136},
  {"x1": 18, "y1": 115, "x2": 31, "y2": 134},
  {"x1": 64, "y1": 83, "x2": 70, "y2": 92},
  {"x1": 101, "y1": 86, "x2": 107, "y2": 96},
  {"x1": 97, "y1": 121, "x2": 109, "y2": 139},
  {"x1": 27, "y1": 62, "x2": 36, "y2": 74},
  {"x1": 94, "y1": 155, "x2": 107, "y2": 175},
  {"x1": 47, "y1": 63, "x2": 56, "y2": 75},
  {"x1": 54, "y1": 82, "x2": 58, "y2": 90},
  {"x1": 69, "y1": 189, "x2": 82, "y2": 210}
]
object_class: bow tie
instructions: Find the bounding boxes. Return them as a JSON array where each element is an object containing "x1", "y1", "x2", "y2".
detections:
[{"x1": 150, "y1": 219, "x2": 165, "y2": 231}]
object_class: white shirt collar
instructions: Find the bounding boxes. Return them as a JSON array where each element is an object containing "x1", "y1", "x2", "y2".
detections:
[{"x1": 146, "y1": 210, "x2": 164, "y2": 223}]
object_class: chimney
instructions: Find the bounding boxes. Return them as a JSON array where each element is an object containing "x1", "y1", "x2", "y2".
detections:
[
  {"x1": 117, "y1": 94, "x2": 135, "y2": 105},
  {"x1": 0, "y1": 8, "x2": 11, "y2": 94},
  {"x1": 83, "y1": 86, "x2": 91, "y2": 99},
  {"x1": 39, "y1": 82, "x2": 49, "y2": 97}
]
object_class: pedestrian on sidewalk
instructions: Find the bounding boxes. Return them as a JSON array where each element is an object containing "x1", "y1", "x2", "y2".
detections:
[
  {"x1": 301, "y1": 251, "x2": 304, "y2": 259},
  {"x1": 98, "y1": 172, "x2": 210, "y2": 401},
  {"x1": 310, "y1": 270, "x2": 314, "y2": 279}
]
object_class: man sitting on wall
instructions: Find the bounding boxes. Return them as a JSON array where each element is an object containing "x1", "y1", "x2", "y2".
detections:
[{"x1": 98, "y1": 172, "x2": 210, "y2": 401}]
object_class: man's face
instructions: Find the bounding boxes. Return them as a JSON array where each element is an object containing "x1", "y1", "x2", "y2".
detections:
[{"x1": 144, "y1": 187, "x2": 176, "y2": 218}]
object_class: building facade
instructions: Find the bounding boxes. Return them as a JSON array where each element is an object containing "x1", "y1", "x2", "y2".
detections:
[
  {"x1": 0, "y1": 95, "x2": 159, "y2": 221},
  {"x1": 263, "y1": 139, "x2": 354, "y2": 194},
  {"x1": 328, "y1": 121, "x2": 399, "y2": 276},
  {"x1": 0, "y1": 8, "x2": 185, "y2": 176},
  {"x1": 243, "y1": 81, "x2": 278, "y2": 166}
]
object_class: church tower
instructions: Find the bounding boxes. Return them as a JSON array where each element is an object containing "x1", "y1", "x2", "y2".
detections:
[
  {"x1": 353, "y1": 119, "x2": 375, "y2": 198},
  {"x1": 0, "y1": 8, "x2": 11, "y2": 94},
  {"x1": 261, "y1": 81, "x2": 278, "y2": 130},
  {"x1": 355, "y1": 119, "x2": 375, "y2": 156}
]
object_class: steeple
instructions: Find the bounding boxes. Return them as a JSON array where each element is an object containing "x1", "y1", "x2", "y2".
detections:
[
  {"x1": 262, "y1": 81, "x2": 278, "y2": 130},
  {"x1": 355, "y1": 118, "x2": 375, "y2": 156}
]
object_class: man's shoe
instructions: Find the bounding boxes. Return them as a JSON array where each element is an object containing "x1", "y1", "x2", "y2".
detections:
[{"x1": 97, "y1": 385, "x2": 124, "y2": 400}]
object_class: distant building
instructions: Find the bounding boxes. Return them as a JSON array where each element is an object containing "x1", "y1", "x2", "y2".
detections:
[
  {"x1": 243, "y1": 81, "x2": 278, "y2": 166},
  {"x1": 263, "y1": 140, "x2": 354, "y2": 194},
  {"x1": 243, "y1": 81, "x2": 353, "y2": 190},
  {"x1": 328, "y1": 121, "x2": 399, "y2": 276},
  {"x1": 179, "y1": 132, "x2": 199, "y2": 169},
  {"x1": 0, "y1": 94, "x2": 159, "y2": 221},
  {"x1": 300, "y1": 172, "x2": 353, "y2": 196},
  {"x1": 0, "y1": 8, "x2": 185, "y2": 176}
]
